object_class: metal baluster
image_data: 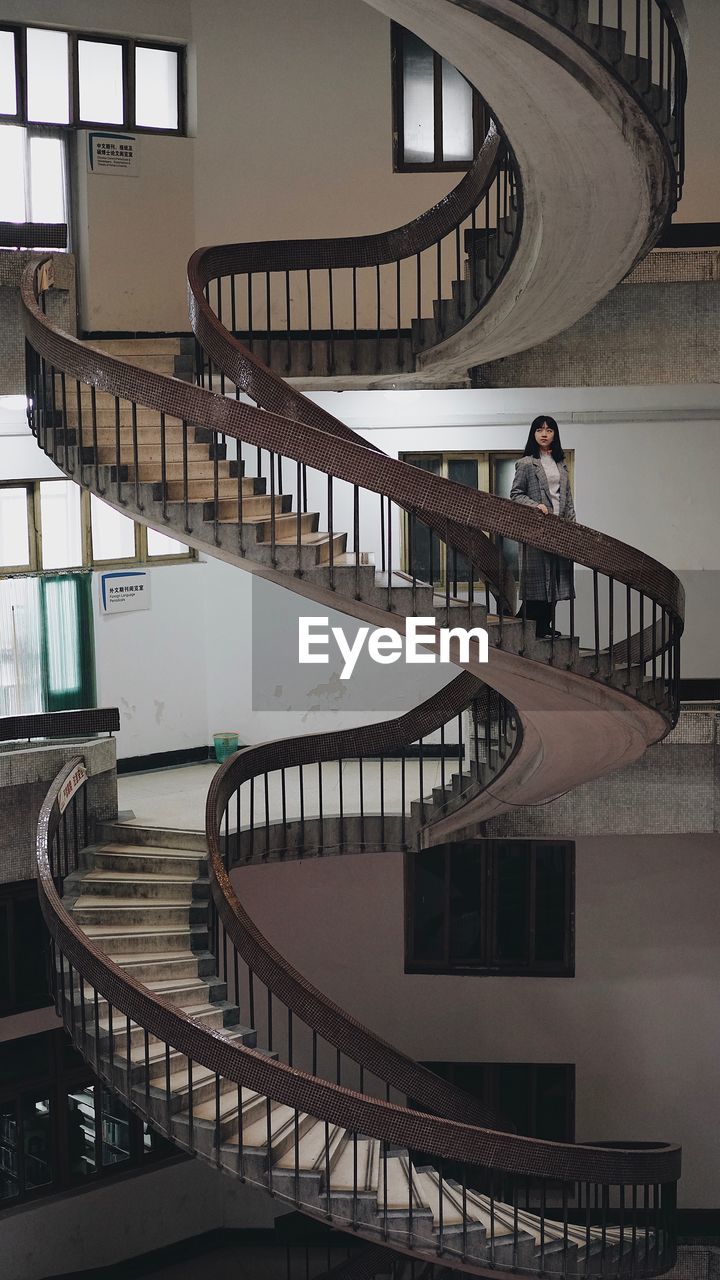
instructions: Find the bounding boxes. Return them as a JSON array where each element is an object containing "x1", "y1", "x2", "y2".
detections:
[
  {"x1": 270, "y1": 450, "x2": 277, "y2": 566},
  {"x1": 396, "y1": 259, "x2": 402, "y2": 366},
  {"x1": 306, "y1": 270, "x2": 313, "y2": 373},
  {"x1": 436, "y1": 239, "x2": 444, "y2": 336},
  {"x1": 285, "y1": 270, "x2": 292, "y2": 373},
  {"x1": 387, "y1": 497, "x2": 393, "y2": 611},
  {"x1": 76, "y1": 380, "x2": 85, "y2": 484},
  {"x1": 593, "y1": 570, "x2": 600, "y2": 674},
  {"x1": 180, "y1": 422, "x2": 189, "y2": 532},
  {"x1": 326, "y1": 269, "x2": 336, "y2": 375},
  {"x1": 351, "y1": 266, "x2": 358, "y2": 373},
  {"x1": 327, "y1": 475, "x2": 335, "y2": 590},
  {"x1": 626, "y1": 586, "x2": 632, "y2": 689},
  {"x1": 265, "y1": 272, "x2": 272, "y2": 366},
  {"x1": 247, "y1": 273, "x2": 254, "y2": 351},
  {"x1": 375, "y1": 264, "x2": 382, "y2": 371},
  {"x1": 639, "y1": 592, "x2": 645, "y2": 679}
]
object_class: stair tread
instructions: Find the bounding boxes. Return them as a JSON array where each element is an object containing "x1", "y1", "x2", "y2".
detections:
[
  {"x1": 71, "y1": 896, "x2": 196, "y2": 908},
  {"x1": 106, "y1": 947, "x2": 212, "y2": 966},
  {"x1": 95, "y1": 843, "x2": 206, "y2": 858},
  {"x1": 80, "y1": 870, "x2": 199, "y2": 883}
]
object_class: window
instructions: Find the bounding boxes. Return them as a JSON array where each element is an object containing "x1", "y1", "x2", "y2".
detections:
[
  {"x1": 0, "y1": 574, "x2": 95, "y2": 715},
  {"x1": 405, "y1": 839, "x2": 575, "y2": 975},
  {"x1": 0, "y1": 24, "x2": 184, "y2": 134},
  {"x1": 0, "y1": 1030, "x2": 177, "y2": 1211},
  {"x1": 392, "y1": 23, "x2": 488, "y2": 171},
  {"x1": 400, "y1": 450, "x2": 575, "y2": 585},
  {"x1": 420, "y1": 1062, "x2": 575, "y2": 1143},
  {"x1": 0, "y1": 882, "x2": 52, "y2": 1017},
  {"x1": 0, "y1": 480, "x2": 194, "y2": 574},
  {"x1": 0, "y1": 125, "x2": 68, "y2": 230}
]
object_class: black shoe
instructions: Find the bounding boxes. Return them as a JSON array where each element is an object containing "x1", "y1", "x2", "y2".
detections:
[{"x1": 537, "y1": 628, "x2": 562, "y2": 640}]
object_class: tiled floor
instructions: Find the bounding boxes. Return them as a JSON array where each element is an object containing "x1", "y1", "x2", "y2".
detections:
[{"x1": 117, "y1": 757, "x2": 446, "y2": 833}]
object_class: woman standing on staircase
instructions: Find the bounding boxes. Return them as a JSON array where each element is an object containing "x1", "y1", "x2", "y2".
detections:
[{"x1": 510, "y1": 415, "x2": 576, "y2": 638}]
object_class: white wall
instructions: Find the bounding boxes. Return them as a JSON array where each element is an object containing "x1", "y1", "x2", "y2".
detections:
[
  {"x1": 235, "y1": 832, "x2": 720, "y2": 1208},
  {"x1": 92, "y1": 560, "x2": 210, "y2": 758}
]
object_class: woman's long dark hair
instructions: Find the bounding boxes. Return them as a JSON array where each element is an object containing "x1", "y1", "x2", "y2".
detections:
[{"x1": 522, "y1": 415, "x2": 565, "y2": 462}]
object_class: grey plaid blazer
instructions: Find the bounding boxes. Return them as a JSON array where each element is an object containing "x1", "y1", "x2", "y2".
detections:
[{"x1": 509, "y1": 456, "x2": 576, "y2": 602}]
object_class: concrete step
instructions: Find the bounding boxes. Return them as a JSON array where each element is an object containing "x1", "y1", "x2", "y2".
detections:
[
  {"x1": 69, "y1": 898, "x2": 208, "y2": 929},
  {"x1": 95, "y1": 824, "x2": 208, "y2": 852},
  {"x1": 85, "y1": 842, "x2": 208, "y2": 877},
  {"x1": 103, "y1": 948, "x2": 216, "y2": 984},
  {"x1": 66, "y1": 868, "x2": 207, "y2": 902},
  {"x1": 128, "y1": 1023, "x2": 255, "y2": 1086},
  {"x1": 83, "y1": 922, "x2": 209, "y2": 955},
  {"x1": 156, "y1": 475, "x2": 264, "y2": 502}
]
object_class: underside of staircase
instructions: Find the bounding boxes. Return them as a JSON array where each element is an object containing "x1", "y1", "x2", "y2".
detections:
[{"x1": 25, "y1": 1, "x2": 687, "y2": 1275}]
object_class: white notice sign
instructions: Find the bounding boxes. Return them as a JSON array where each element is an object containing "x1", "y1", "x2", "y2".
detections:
[
  {"x1": 100, "y1": 571, "x2": 151, "y2": 614},
  {"x1": 88, "y1": 132, "x2": 140, "y2": 176}
]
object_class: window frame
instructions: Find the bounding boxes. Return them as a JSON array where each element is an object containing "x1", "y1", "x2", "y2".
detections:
[
  {"x1": 419, "y1": 1061, "x2": 576, "y2": 1143},
  {"x1": 399, "y1": 449, "x2": 575, "y2": 589},
  {"x1": 404, "y1": 839, "x2": 576, "y2": 977},
  {"x1": 0, "y1": 479, "x2": 196, "y2": 577},
  {"x1": 0, "y1": 23, "x2": 186, "y2": 137},
  {"x1": 0, "y1": 1030, "x2": 179, "y2": 1213},
  {"x1": 391, "y1": 21, "x2": 487, "y2": 173},
  {"x1": 0, "y1": 880, "x2": 53, "y2": 1017}
]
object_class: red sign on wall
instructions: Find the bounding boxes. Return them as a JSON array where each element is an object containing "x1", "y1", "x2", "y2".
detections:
[{"x1": 59, "y1": 764, "x2": 88, "y2": 814}]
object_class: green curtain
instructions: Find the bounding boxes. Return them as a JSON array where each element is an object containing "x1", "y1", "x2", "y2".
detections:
[{"x1": 39, "y1": 573, "x2": 96, "y2": 711}]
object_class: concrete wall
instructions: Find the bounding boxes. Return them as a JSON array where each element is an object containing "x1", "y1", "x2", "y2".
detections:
[
  {"x1": 234, "y1": 831, "x2": 720, "y2": 1208},
  {"x1": 487, "y1": 707, "x2": 720, "y2": 838},
  {"x1": 3, "y1": 1156, "x2": 280, "y2": 1280},
  {"x1": 474, "y1": 252, "x2": 720, "y2": 388},
  {"x1": 0, "y1": 736, "x2": 117, "y2": 883}
]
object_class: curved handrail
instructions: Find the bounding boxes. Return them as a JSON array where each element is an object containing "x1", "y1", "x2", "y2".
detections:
[
  {"x1": 190, "y1": 126, "x2": 502, "y2": 276},
  {"x1": 21, "y1": 268, "x2": 685, "y2": 627},
  {"x1": 204, "y1": 672, "x2": 521, "y2": 1133},
  {"x1": 38, "y1": 758, "x2": 682, "y2": 1188}
]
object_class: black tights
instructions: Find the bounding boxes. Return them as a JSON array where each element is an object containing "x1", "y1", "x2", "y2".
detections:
[{"x1": 518, "y1": 601, "x2": 556, "y2": 637}]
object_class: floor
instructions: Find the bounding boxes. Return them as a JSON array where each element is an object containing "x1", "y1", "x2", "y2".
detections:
[{"x1": 117, "y1": 757, "x2": 447, "y2": 833}]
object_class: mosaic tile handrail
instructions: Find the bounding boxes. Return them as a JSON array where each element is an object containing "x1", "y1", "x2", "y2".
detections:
[{"x1": 37, "y1": 757, "x2": 681, "y2": 1280}]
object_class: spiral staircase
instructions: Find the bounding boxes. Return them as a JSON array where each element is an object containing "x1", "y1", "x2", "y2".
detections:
[{"x1": 23, "y1": 2, "x2": 687, "y2": 1276}]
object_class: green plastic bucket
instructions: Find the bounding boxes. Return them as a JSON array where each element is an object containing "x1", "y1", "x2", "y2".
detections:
[{"x1": 213, "y1": 732, "x2": 239, "y2": 763}]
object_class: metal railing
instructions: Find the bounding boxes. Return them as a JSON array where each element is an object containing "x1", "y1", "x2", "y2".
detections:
[{"x1": 38, "y1": 757, "x2": 680, "y2": 1279}]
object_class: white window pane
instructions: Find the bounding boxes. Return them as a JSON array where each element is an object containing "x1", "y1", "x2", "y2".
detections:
[
  {"x1": 147, "y1": 527, "x2": 186, "y2": 557},
  {"x1": 29, "y1": 136, "x2": 66, "y2": 222},
  {"x1": 135, "y1": 46, "x2": 178, "y2": 130},
  {"x1": 26, "y1": 28, "x2": 70, "y2": 124},
  {"x1": 44, "y1": 578, "x2": 80, "y2": 695},
  {"x1": 0, "y1": 124, "x2": 26, "y2": 221},
  {"x1": 402, "y1": 32, "x2": 435, "y2": 163},
  {"x1": 0, "y1": 30, "x2": 17, "y2": 115},
  {"x1": 0, "y1": 488, "x2": 30, "y2": 567},
  {"x1": 0, "y1": 577, "x2": 43, "y2": 716},
  {"x1": 90, "y1": 494, "x2": 135, "y2": 562},
  {"x1": 78, "y1": 39, "x2": 124, "y2": 124},
  {"x1": 40, "y1": 480, "x2": 82, "y2": 570},
  {"x1": 441, "y1": 60, "x2": 473, "y2": 162}
]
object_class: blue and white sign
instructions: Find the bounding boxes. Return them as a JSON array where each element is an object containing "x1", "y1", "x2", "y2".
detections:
[{"x1": 99, "y1": 571, "x2": 151, "y2": 615}]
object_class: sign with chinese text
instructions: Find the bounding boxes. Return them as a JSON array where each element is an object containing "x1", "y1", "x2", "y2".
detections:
[
  {"x1": 59, "y1": 763, "x2": 88, "y2": 814},
  {"x1": 88, "y1": 132, "x2": 140, "y2": 176},
  {"x1": 99, "y1": 571, "x2": 151, "y2": 614}
]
